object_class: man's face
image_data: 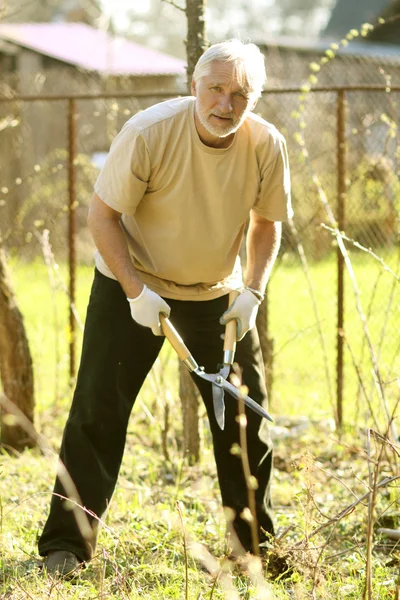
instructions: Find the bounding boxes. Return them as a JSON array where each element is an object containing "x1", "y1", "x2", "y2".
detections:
[{"x1": 191, "y1": 60, "x2": 257, "y2": 147}]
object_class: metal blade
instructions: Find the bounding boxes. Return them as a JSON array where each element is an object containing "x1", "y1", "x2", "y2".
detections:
[
  {"x1": 212, "y1": 384, "x2": 225, "y2": 430},
  {"x1": 221, "y1": 379, "x2": 274, "y2": 422},
  {"x1": 195, "y1": 369, "x2": 273, "y2": 422},
  {"x1": 218, "y1": 365, "x2": 230, "y2": 380}
]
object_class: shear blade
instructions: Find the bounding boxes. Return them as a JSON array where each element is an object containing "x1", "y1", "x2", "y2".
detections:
[
  {"x1": 221, "y1": 379, "x2": 274, "y2": 422},
  {"x1": 212, "y1": 384, "x2": 225, "y2": 430},
  {"x1": 196, "y1": 368, "x2": 273, "y2": 423}
]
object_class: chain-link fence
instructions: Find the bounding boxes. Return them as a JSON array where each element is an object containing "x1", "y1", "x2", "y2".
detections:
[{"x1": 0, "y1": 84, "x2": 399, "y2": 431}]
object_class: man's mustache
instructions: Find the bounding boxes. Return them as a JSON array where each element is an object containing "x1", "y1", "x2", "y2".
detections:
[{"x1": 211, "y1": 112, "x2": 234, "y2": 119}]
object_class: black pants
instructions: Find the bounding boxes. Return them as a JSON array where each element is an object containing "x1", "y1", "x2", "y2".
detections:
[{"x1": 38, "y1": 269, "x2": 274, "y2": 562}]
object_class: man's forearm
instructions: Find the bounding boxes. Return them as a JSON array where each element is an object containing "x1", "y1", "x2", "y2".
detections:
[
  {"x1": 88, "y1": 198, "x2": 143, "y2": 299},
  {"x1": 245, "y1": 216, "x2": 282, "y2": 294}
]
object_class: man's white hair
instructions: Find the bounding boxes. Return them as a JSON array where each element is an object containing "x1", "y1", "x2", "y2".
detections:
[{"x1": 192, "y1": 39, "x2": 267, "y2": 98}]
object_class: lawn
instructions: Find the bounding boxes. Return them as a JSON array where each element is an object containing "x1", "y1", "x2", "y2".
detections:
[
  {"x1": 1, "y1": 250, "x2": 399, "y2": 598},
  {"x1": 269, "y1": 248, "x2": 400, "y2": 428}
]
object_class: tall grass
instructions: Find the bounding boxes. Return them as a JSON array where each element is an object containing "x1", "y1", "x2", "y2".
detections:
[
  {"x1": 10, "y1": 249, "x2": 399, "y2": 428},
  {"x1": 0, "y1": 247, "x2": 399, "y2": 599}
]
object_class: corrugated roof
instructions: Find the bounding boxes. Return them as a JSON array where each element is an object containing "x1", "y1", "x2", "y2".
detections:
[
  {"x1": 257, "y1": 35, "x2": 400, "y2": 62},
  {"x1": 322, "y1": 0, "x2": 391, "y2": 38},
  {"x1": 0, "y1": 22, "x2": 187, "y2": 75}
]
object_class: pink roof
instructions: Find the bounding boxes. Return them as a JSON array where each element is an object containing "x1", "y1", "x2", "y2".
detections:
[{"x1": 0, "y1": 22, "x2": 187, "y2": 75}]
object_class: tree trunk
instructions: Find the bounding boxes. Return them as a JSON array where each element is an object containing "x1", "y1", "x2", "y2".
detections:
[
  {"x1": 179, "y1": 362, "x2": 200, "y2": 465},
  {"x1": 185, "y1": 0, "x2": 208, "y2": 87},
  {"x1": 177, "y1": 0, "x2": 208, "y2": 464},
  {"x1": 0, "y1": 246, "x2": 36, "y2": 451},
  {"x1": 256, "y1": 291, "x2": 274, "y2": 401}
]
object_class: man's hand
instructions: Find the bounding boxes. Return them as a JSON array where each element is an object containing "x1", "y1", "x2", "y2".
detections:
[
  {"x1": 220, "y1": 288, "x2": 262, "y2": 341},
  {"x1": 127, "y1": 286, "x2": 171, "y2": 336}
]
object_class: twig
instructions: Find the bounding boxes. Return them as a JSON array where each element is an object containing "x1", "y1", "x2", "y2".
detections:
[
  {"x1": 373, "y1": 249, "x2": 400, "y2": 380},
  {"x1": 370, "y1": 430, "x2": 400, "y2": 458},
  {"x1": 374, "y1": 372, "x2": 399, "y2": 444},
  {"x1": 292, "y1": 134, "x2": 392, "y2": 433},
  {"x1": 331, "y1": 227, "x2": 393, "y2": 439},
  {"x1": 34, "y1": 228, "x2": 61, "y2": 403},
  {"x1": 0, "y1": 392, "x2": 130, "y2": 570},
  {"x1": 294, "y1": 474, "x2": 400, "y2": 545},
  {"x1": 12, "y1": 577, "x2": 36, "y2": 599},
  {"x1": 363, "y1": 429, "x2": 374, "y2": 600},
  {"x1": 188, "y1": 541, "x2": 240, "y2": 600},
  {"x1": 376, "y1": 497, "x2": 400, "y2": 526},
  {"x1": 177, "y1": 501, "x2": 189, "y2": 600},
  {"x1": 342, "y1": 333, "x2": 380, "y2": 431},
  {"x1": 47, "y1": 568, "x2": 68, "y2": 598},
  {"x1": 0, "y1": 393, "x2": 92, "y2": 542},
  {"x1": 288, "y1": 217, "x2": 335, "y2": 421},
  {"x1": 100, "y1": 548, "x2": 107, "y2": 599},
  {"x1": 354, "y1": 268, "x2": 383, "y2": 425},
  {"x1": 147, "y1": 355, "x2": 174, "y2": 461},
  {"x1": 315, "y1": 464, "x2": 364, "y2": 504},
  {"x1": 372, "y1": 397, "x2": 400, "y2": 474},
  {"x1": 340, "y1": 246, "x2": 388, "y2": 434},
  {"x1": 232, "y1": 367, "x2": 260, "y2": 555},
  {"x1": 274, "y1": 319, "x2": 328, "y2": 357},
  {"x1": 34, "y1": 228, "x2": 84, "y2": 331},
  {"x1": 209, "y1": 569, "x2": 220, "y2": 600},
  {"x1": 383, "y1": 377, "x2": 400, "y2": 387},
  {"x1": 363, "y1": 421, "x2": 396, "y2": 600},
  {"x1": 311, "y1": 525, "x2": 336, "y2": 598},
  {"x1": 162, "y1": 401, "x2": 170, "y2": 462},
  {"x1": 324, "y1": 543, "x2": 363, "y2": 562},
  {"x1": 162, "y1": 0, "x2": 185, "y2": 11},
  {"x1": 320, "y1": 225, "x2": 400, "y2": 282}
]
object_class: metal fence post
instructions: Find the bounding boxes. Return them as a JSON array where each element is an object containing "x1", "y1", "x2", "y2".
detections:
[
  {"x1": 68, "y1": 98, "x2": 77, "y2": 381},
  {"x1": 0, "y1": 85, "x2": 395, "y2": 412},
  {"x1": 337, "y1": 89, "x2": 347, "y2": 429}
]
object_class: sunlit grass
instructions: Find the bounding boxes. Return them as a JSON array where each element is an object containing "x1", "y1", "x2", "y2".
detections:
[
  {"x1": 9, "y1": 248, "x2": 400, "y2": 427},
  {"x1": 269, "y1": 248, "x2": 400, "y2": 425},
  {"x1": 1, "y1": 251, "x2": 399, "y2": 598}
]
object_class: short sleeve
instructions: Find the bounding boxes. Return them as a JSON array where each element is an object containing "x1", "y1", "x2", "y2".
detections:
[
  {"x1": 253, "y1": 132, "x2": 293, "y2": 221},
  {"x1": 94, "y1": 122, "x2": 150, "y2": 215}
]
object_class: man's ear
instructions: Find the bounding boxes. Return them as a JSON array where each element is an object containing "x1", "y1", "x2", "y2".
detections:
[{"x1": 191, "y1": 79, "x2": 196, "y2": 96}]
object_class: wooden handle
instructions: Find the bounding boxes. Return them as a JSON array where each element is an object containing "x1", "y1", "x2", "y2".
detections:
[
  {"x1": 223, "y1": 290, "x2": 240, "y2": 358},
  {"x1": 160, "y1": 314, "x2": 192, "y2": 363}
]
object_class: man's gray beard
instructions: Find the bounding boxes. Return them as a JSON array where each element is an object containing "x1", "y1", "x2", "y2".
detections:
[{"x1": 197, "y1": 107, "x2": 246, "y2": 138}]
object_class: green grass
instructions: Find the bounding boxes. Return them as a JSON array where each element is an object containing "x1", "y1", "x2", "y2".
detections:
[
  {"x1": 269, "y1": 248, "x2": 400, "y2": 426},
  {"x1": 1, "y1": 252, "x2": 400, "y2": 598},
  {"x1": 10, "y1": 249, "x2": 400, "y2": 426}
]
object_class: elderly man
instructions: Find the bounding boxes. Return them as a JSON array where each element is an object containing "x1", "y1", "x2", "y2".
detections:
[{"x1": 39, "y1": 38, "x2": 292, "y2": 575}]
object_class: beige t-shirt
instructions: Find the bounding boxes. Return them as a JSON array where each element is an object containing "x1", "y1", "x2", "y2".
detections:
[{"x1": 94, "y1": 97, "x2": 292, "y2": 300}]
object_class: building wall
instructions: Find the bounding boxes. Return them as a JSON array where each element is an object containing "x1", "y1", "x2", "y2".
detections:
[{"x1": 0, "y1": 46, "x2": 185, "y2": 254}]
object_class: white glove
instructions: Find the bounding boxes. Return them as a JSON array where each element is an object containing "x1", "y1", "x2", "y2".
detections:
[
  {"x1": 220, "y1": 288, "x2": 262, "y2": 341},
  {"x1": 127, "y1": 285, "x2": 171, "y2": 336}
]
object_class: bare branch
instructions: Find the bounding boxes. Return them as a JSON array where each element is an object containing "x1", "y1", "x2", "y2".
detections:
[
  {"x1": 295, "y1": 474, "x2": 400, "y2": 545},
  {"x1": 162, "y1": 0, "x2": 185, "y2": 12},
  {"x1": 321, "y1": 224, "x2": 400, "y2": 282}
]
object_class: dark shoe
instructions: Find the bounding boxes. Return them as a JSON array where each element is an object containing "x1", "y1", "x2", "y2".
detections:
[{"x1": 43, "y1": 550, "x2": 82, "y2": 577}]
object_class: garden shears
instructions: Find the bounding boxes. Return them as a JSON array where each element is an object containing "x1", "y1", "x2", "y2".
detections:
[{"x1": 160, "y1": 308, "x2": 273, "y2": 429}]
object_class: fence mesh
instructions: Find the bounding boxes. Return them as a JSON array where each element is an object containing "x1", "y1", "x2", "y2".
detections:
[{"x1": 0, "y1": 84, "x2": 399, "y2": 430}]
